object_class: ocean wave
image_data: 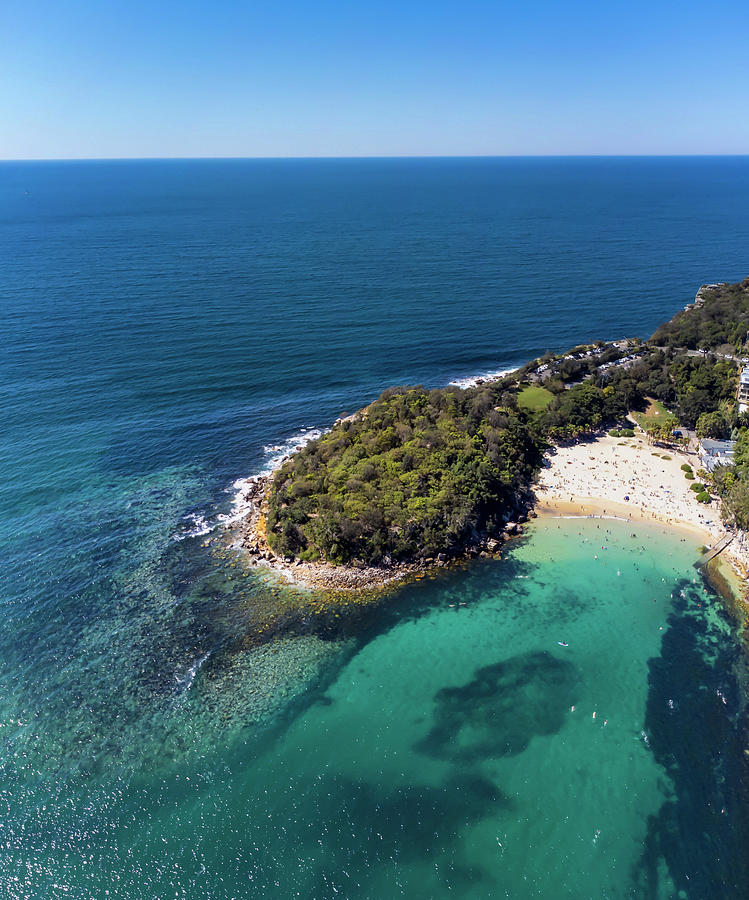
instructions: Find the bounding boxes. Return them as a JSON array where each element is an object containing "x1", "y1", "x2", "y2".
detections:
[
  {"x1": 221, "y1": 426, "x2": 327, "y2": 526},
  {"x1": 448, "y1": 367, "x2": 518, "y2": 389},
  {"x1": 171, "y1": 511, "x2": 214, "y2": 541},
  {"x1": 257, "y1": 426, "x2": 327, "y2": 476},
  {"x1": 171, "y1": 427, "x2": 327, "y2": 541}
]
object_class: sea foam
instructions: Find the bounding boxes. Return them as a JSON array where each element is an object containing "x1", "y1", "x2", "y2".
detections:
[
  {"x1": 171, "y1": 427, "x2": 327, "y2": 541},
  {"x1": 448, "y1": 367, "x2": 518, "y2": 389}
]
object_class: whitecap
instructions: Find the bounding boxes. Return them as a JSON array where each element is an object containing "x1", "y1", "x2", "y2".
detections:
[
  {"x1": 257, "y1": 426, "x2": 327, "y2": 477},
  {"x1": 171, "y1": 512, "x2": 214, "y2": 541},
  {"x1": 220, "y1": 426, "x2": 328, "y2": 528},
  {"x1": 448, "y1": 367, "x2": 518, "y2": 389},
  {"x1": 172, "y1": 426, "x2": 329, "y2": 541},
  {"x1": 174, "y1": 652, "x2": 210, "y2": 694}
]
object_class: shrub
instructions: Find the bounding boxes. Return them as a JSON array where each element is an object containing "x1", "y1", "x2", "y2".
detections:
[
  {"x1": 684, "y1": 471, "x2": 695, "y2": 480},
  {"x1": 661, "y1": 454, "x2": 672, "y2": 460},
  {"x1": 690, "y1": 482, "x2": 706, "y2": 493},
  {"x1": 696, "y1": 491, "x2": 712, "y2": 503},
  {"x1": 608, "y1": 429, "x2": 621, "y2": 437},
  {"x1": 680, "y1": 463, "x2": 693, "y2": 473},
  {"x1": 620, "y1": 428, "x2": 635, "y2": 437}
]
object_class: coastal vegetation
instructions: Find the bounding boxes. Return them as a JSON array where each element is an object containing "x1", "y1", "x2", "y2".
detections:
[
  {"x1": 260, "y1": 276, "x2": 749, "y2": 568},
  {"x1": 651, "y1": 278, "x2": 749, "y2": 352},
  {"x1": 265, "y1": 386, "x2": 542, "y2": 565}
]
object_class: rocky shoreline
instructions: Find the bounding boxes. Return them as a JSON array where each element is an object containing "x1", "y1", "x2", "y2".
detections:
[{"x1": 225, "y1": 470, "x2": 531, "y2": 592}]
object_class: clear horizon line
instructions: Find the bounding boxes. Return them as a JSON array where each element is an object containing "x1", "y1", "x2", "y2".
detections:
[{"x1": 2, "y1": 152, "x2": 749, "y2": 163}]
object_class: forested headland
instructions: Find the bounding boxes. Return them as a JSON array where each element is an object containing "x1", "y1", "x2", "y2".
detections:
[{"x1": 261, "y1": 277, "x2": 749, "y2": 567}]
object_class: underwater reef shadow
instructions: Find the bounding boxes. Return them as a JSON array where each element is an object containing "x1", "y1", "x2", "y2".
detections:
[
  {"x1": 288, "y1": 770, "x2": 512, "y2": 897},
  {"x1": 170, "y1": 552, "x2": 543, "y2": 771},
  {"x1": 204, "y1": 546, "x2": 540, "y2": 665},
  {"x1": 343, "y1": 551, "x2": 540, "y2": 641},
  {"x1": 109, "y1": 540, "x2": 544, "y2": 775},
  {"x1": 415, "y1": 649, "x2": 579, "y2": 763},
  {"x1": 634, "y1": 579, "x2": 749, "y2": 899}
]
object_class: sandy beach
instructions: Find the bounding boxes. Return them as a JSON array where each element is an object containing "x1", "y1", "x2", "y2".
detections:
[{"x1": 534, "y1": 434, "x2": 749, "y2": 590}]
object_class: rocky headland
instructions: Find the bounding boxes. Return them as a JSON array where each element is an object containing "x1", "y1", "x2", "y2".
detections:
[{"x1": 228, "y1": 469, "x2": 531, "y2": 592}]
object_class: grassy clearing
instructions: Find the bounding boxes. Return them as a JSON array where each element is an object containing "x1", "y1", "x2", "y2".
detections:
[
  {"x1": 517, "y1": 385, "x2": 554, "y2": 412},
  {"x1": 630, "y1": 397, "x2": 674, "y2": 430}
]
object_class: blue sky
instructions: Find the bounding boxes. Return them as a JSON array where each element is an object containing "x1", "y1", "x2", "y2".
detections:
[{"x1": 1, "y1": 0, "x2": 748, "y2": 158}]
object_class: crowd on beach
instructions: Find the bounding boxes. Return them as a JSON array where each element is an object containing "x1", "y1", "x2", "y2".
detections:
[
  {"x1": 535, "y1": 434, "x2": 749, "y2": 585},
  {"x1": 535, "y1": 435, "x2": 722, "y2": 538}
]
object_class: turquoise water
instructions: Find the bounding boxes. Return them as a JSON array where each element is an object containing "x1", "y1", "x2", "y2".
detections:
[
  {"x1": 2, "y1": 158, "x2": 749, "y2": 896},
  {"x1": 3, "y1": 518, "x2": 748, "y2": 897}
]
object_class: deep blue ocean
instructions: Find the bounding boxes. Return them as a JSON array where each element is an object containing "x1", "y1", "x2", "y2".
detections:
[{"x1": 2, "y1": 157, "x2": 749, "y2": 898}]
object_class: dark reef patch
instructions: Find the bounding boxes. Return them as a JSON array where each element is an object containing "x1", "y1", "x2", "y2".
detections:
[
  {"x1": 415, "y1": 649, "x2": 579, "y2": 763},
  {"x1": 635, "y1": 581, "x2": 749, "y2": 899},
  {"x1": 288, "y1": 772, "x2": 511, "y2": 897}
]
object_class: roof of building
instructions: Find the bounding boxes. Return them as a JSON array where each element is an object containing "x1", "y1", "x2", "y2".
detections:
[{"x1": 699, "y1": 439, "x2": 736, "y2": 454}]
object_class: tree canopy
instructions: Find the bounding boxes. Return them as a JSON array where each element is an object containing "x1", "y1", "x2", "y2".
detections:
[
  {"x1": 266, "y1": 386, "x2": 542, "y2": 565},
  {"x1": 651, "y1": 278, "x2": 749, "y2": 351}
]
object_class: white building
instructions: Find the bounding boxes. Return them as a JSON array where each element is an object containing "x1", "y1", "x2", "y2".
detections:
[
  {"x1": 698, "y1": 439, "x2": 736, "y2": 473},
  {"x1": 738, "y1": 365, "x2": 749, "y2": 414}
]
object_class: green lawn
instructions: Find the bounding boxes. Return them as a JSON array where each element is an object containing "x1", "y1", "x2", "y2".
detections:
[
  {"x1": 517, "y1": 384, "x2": 554, "y2": 412},
  {"x1": 629, "y1": 397, "x2": 674, "y2": 430}
]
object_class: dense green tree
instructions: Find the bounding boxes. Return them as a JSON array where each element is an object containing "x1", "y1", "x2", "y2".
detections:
[
  {"x1": 696, "y1": 410, "x2": 731, "y2": 440},
  {"x1": 265, "y1": 385, "x2": 543, "y2": 564},
  {"x1": 651, "y1": 279, "x2": 749, "y2": 350}
]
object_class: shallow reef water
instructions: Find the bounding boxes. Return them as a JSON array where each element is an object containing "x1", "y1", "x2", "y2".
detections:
[{"x1": 4, "y1": 516, "x2": 748, "y2": 898}]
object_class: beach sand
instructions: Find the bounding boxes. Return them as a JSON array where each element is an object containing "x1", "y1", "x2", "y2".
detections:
[{"x1": 534, "y1": 434, "x2": 748, "y2": 591}]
